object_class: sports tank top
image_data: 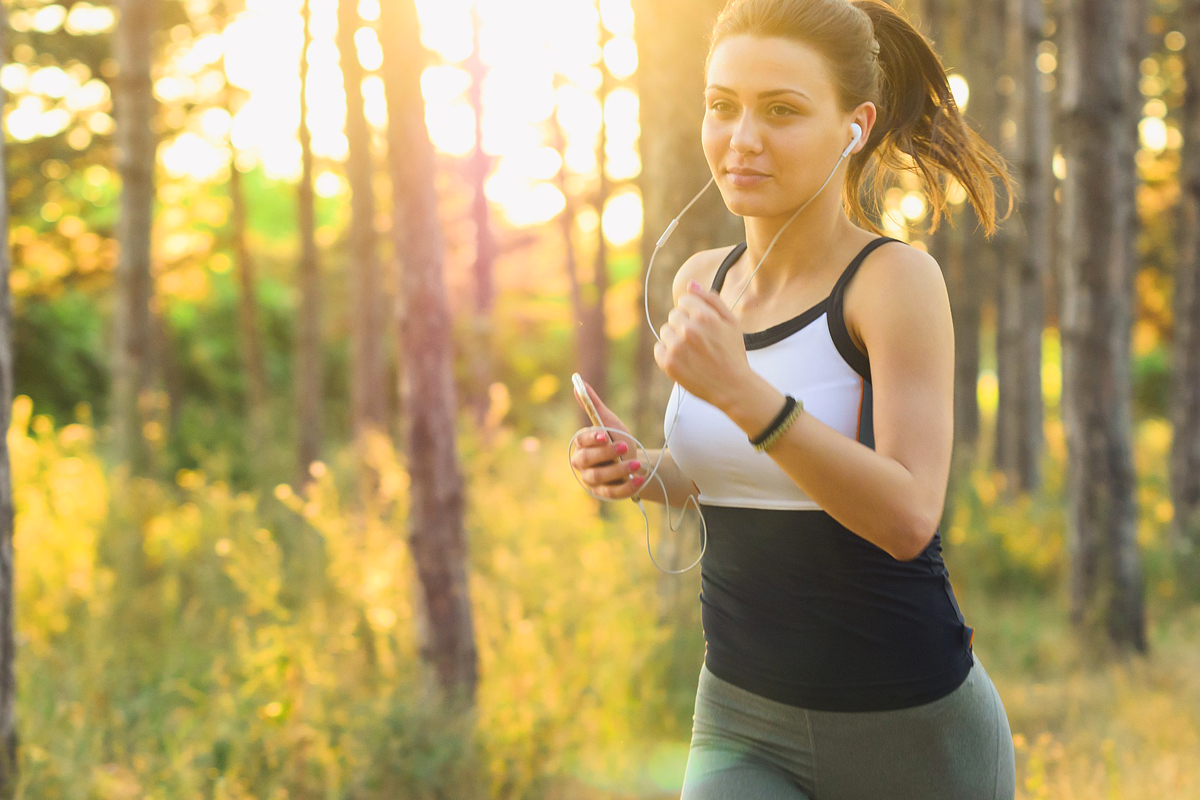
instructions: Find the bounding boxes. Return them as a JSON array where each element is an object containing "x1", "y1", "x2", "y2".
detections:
[{"x1": 663, "y1": 236, "x2": 975, "y2": 712}]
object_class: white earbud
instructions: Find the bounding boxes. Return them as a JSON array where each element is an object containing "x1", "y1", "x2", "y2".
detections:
[{"x1": 842, "y1": 122, "x2": 863, "y2": 159}]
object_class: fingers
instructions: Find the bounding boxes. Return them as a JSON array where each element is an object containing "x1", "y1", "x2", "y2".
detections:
[{"x1": 570, "y1": 428, "x2": 646, "y2": 497}]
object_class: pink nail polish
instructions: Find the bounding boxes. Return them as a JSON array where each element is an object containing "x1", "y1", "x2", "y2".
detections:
[
  {"x1": 629, "y1": 460, "x2": 641, "y2": 471},
  {"x1": 615, "y1": 442, "x2": 628, "y2": 454},
  {"x1": 632, "y1": 475, "x2": 645, "y2": 485}
]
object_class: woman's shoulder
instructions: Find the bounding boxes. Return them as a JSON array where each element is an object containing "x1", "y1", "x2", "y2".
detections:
[
  {"x1": 671, "y1": 244, "x2": 743, "y2": 306},
  {"x1": 842, "y1": 237, "x2": 946, "y2": 359}
]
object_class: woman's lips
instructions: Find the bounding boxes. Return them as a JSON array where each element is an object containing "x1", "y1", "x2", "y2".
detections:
[{"x1": 727, "y1": 170, "x2": 770, "y2": 187}]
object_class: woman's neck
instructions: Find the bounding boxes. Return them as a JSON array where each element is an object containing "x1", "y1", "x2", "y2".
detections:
[{"x1": 737, "y1": 201, "x2": 857, "y2": 301}]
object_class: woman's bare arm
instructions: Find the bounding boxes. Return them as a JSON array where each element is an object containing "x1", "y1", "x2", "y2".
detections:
[{"x1": 632, "y1": 447, "x2": 701, "y2": 511}]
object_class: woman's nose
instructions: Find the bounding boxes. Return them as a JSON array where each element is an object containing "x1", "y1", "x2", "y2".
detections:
[{"x1": 729, "y1": 112, "x2": 763, "y2": 153}]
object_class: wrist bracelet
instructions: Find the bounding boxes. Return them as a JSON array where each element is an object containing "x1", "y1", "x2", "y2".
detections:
[{"x1": 749, "y1": 394, "x2": 803, "y2": 452}]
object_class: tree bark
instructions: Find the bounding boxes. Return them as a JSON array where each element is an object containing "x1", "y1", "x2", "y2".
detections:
[
  {"x1": 632, "y1": 0, "x2": 742, "y2": 617},
  {"x1": 216, "y1": 1, "x2": 269, "y2": 470},
  {"x1": 380, "y1": 0, "x2": 478, "y2": 707},
  {"x1": 337, "y1": 0, "x2": 386, "y2": 444},
  {"x1": 957, "y1": 0, "x2": 1002, "y2": 467},
  {"x1": 464, "y1": 5, "x2": 498, "y2": 434},
  {"x1": 229, "y1": 143, "x2": 270, "y2": 463},
  {"x1": 1173, "y1": 0, "x2": 1200, "y2": 583},
  {"x1": 1059, "y1": 0, "x2": 1146, "y2": 653},
  {"x1": 296, "y1": 0, "x2": 323, "y2": 486},
  {"x1": 112, "y1": 0, "x2": 159, "y2": 474},
  {"x1": 0, "y1": 9, "x2": 19, "y2": 793},
  {"x1": 910, "y1": 0, "x2": 970, "y2": 541},
  {"x1": 996, "y1": 0, "x2": 1051, "y2": 494}
]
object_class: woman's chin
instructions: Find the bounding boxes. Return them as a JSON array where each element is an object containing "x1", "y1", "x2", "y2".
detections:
[{"x1": 721, "y1": 194, "x2": 774, "y2": 218}]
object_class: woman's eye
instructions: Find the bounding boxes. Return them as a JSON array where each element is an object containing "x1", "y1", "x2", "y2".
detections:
[
  {"x1": 709, "y1": 101, "x2": 733, "y2": 113},
  {"x1": 770, "y1": 105, "x2": 796, "y2": 116}
]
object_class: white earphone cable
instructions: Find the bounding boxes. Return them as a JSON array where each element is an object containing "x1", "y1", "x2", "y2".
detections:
[{"x1": 567, "y1": 123, "x2": 864, "y2": 573}]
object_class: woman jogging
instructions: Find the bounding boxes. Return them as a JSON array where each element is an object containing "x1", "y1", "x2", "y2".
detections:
[{"x1": 570, "y1": 0, "x2": 1018, "y2": 796}]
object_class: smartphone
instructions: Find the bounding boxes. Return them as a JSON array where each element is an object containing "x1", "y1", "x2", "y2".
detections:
[{"x1": 571, "y1": 372, "x2": 611, "y2": 444}]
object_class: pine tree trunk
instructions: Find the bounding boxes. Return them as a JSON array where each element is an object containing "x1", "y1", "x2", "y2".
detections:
[
  {"x1": 1172, "y1": 0, "x2": 1200, "y2": 584},
  {"x1": 631, "y1": 0, "x2": 741, "y2": 615},
  {"x1": 0, "y1": 9, "x2": 19, "y2": 791},
  {"x1": 229, "y1": 147, "x2": 270, "y2": 464},
  {"x1": 112, "y1": 0, "x2": 159, "y2": 474},
  {"x1": 913, "y1": 0, "x2": 968, "y2": 541},
  {"x1": 464, "y1": 5, "x2": 497, "y2": 434},
  {"x1": 996, "y1": 0, "x2": 1050, "y2": 494},
  {"x1": 1059, "y1": 0, "x2": 1146, "y2": 653},
  {"x1": 295, "y1": 0, "x2": 323, "y2": 485},
  {"x1": 959, "y1": 0, "x2": 1002, "y2": 467},
  {"x1": 337, "y1": 0, "x2": 386, "y2": 445},
  {"x1": 380, "y1": 0, "x2": 478, "y2": 707}
]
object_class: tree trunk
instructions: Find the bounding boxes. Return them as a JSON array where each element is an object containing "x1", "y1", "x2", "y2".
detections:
[
  {"x1": 0, "y1": 9, "x2": 19, "y2": 792},
  {"x1": 958, "y1": 0, "x2": 1002, "y2": 468},
  {"x1": 380, "y1": 0, "x2": 478, "y2": 708},
  {"x1": 337, "y1": 0, "x2": 386, "y2": 445},
  {"x1": 217, "y1": 2, "x2": 269, "y2": 472},
  {"x1": 112, "y1": 0, "x2": 159, "y2": 474},
  {"x1": 1059, "y1": 0, "x2": 1146, "y2": 653},
  {"x1": 464, "y1": 5, "x2": 498, "y2": 435},
  {"x1": 550, "y1": 76, "x2": 587, "y2": 423},
  {"x1": 229, "y1": 143, "x2": 270, "y2": 464},
  {"x1": 632, "y1": 0, "x2": 744, "y2": 623},
  {"x1": 911, "y1": 0, "x2": 969, "y2": 541},
  {"x1": 295, "y1": 0, "x2": 323, "y2": 486},
  {"x1": 1172, "y1": 0, "x2": 1200, "y2": 584},
  {"x1": 996, "y1": 0, "x2": 1050, "y2": 495}
]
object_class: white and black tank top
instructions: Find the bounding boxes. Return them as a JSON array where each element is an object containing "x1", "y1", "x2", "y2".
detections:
[{"x1": 663, "y1": 236, "x2": 975, "y2": 712}]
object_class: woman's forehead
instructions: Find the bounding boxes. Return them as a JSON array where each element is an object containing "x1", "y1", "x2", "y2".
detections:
[{"x1": 707, "y1": 35, "x2": 830, "y2": 100}]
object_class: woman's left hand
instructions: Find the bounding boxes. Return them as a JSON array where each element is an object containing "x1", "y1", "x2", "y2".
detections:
[{"x1": 654, "y1": 281, "x2": 753, "y2": 411}]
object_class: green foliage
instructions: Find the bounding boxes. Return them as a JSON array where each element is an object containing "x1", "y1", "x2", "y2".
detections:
[
  {"x1": 13, "y1": 290, "x2": 109, "y2": 424},
  {"x1": 1132, "y1": 343, "x2": 1171, "y2": 419}
]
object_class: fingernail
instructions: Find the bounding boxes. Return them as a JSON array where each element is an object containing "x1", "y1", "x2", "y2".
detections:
[
  {"x1": 632, "y1": 475, "x2": 645, "y2": 485},
  {"x1": 614, "y1": 442, "x2": 628, "y2": 454},
  {"x1": 689, "y1": 280, "x2": 702, "y2": 292},
  {"x1": 595, "y1": 432, "x2": 605, "y2": 442},
  {"x1": 629, "y1": 460, "x2": 641, "y2": 471}
]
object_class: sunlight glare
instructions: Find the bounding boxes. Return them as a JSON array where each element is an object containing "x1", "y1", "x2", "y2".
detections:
[
  {"x1": 948, "y1": 73, "x2": 969, "y2": 113},
  {"x1": 602, "y1": 190, "x2": 642, "y2": 245}
]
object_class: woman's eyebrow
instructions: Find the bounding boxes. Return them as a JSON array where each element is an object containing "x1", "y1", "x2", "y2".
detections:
[{"x1": 704, "y1": 85, "x2": 813, "y2": 103}]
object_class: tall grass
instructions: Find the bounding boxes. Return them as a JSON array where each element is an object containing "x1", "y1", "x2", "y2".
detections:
[{"x1": 9, "y1": 393, "x2": 1199, "y2": 798}]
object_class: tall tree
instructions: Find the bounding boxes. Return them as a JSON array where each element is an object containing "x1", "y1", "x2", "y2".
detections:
[
  {"x1": 463, "y1": 4, "x2": 498, "y2": 431},
  {"x1": 956, "y1": 0, "x2": 1004, "y2": 468},
  {"x1": 295, "y1": 0, "x2": 323, "y2": 485},
  {"x1": 112, "y1": 0, "x2": 160, "y2": 473},
  {"x1": 0, "y1": 9, "x2": 18, "y2": 793},
  {"x1": 221, "y1": 0, "x2": 270, "y2": 470},
  {"x1": 336, "y1": 0, "x2": 386, "y2": 446},
  {"x1": 1173, "y1": 0, "x2": 1200, "y2": 581},
  {"x1": 583, "y1": 22, "x2": 615, "y2": 428},
  {"x1": 1059, "y1": 0, "x2": 1146, "y2": 652},
  {"x1": 379, "y1": 0, "x2": 479, "y2": 706},
  {"x1": 905, "y1": 0, "x2": 971, "y2": 540},
  {"x1": 996, "y1": 0, "x2": 1052, "y2": 494},
  {"x1": 631, "y1": 0, "x2": 742, "y2": 614}
]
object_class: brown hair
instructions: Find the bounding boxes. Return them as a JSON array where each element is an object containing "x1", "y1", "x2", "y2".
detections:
[{"x1": 706, "y1": 0, "x2": 1016, "y2": 237}]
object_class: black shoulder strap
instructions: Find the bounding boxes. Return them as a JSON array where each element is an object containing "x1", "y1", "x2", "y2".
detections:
[
  {"x1": 826, "y1": 236, "x2": 904, "y2": 384},
  {"x1": 710, "y1": 242, "x2": 748, "y2": 292}
]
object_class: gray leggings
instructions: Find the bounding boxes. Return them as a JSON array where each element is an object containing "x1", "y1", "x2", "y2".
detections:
[{"x1": 681, "y1": 656, "x2": 1016, "y2": 799}]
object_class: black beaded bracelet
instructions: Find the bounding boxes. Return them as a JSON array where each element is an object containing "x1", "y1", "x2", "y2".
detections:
[{"x1": 749, "y1": 394, "x2": 798, "y2": 446}]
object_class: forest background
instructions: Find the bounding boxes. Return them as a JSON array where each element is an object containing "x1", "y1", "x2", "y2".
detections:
[{"x1": 0, "y1": 0, "x2": 1197, "y2": 797}]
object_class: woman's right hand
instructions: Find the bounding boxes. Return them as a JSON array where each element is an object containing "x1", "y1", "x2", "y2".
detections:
[{"x1": 570, "y1": 379, "x2": 647, "y2": 499}]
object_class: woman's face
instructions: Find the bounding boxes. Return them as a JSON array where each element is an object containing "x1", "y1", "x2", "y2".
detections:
[{"x1": 702, "y1": 35, "x2": 865, "y2": 218}]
